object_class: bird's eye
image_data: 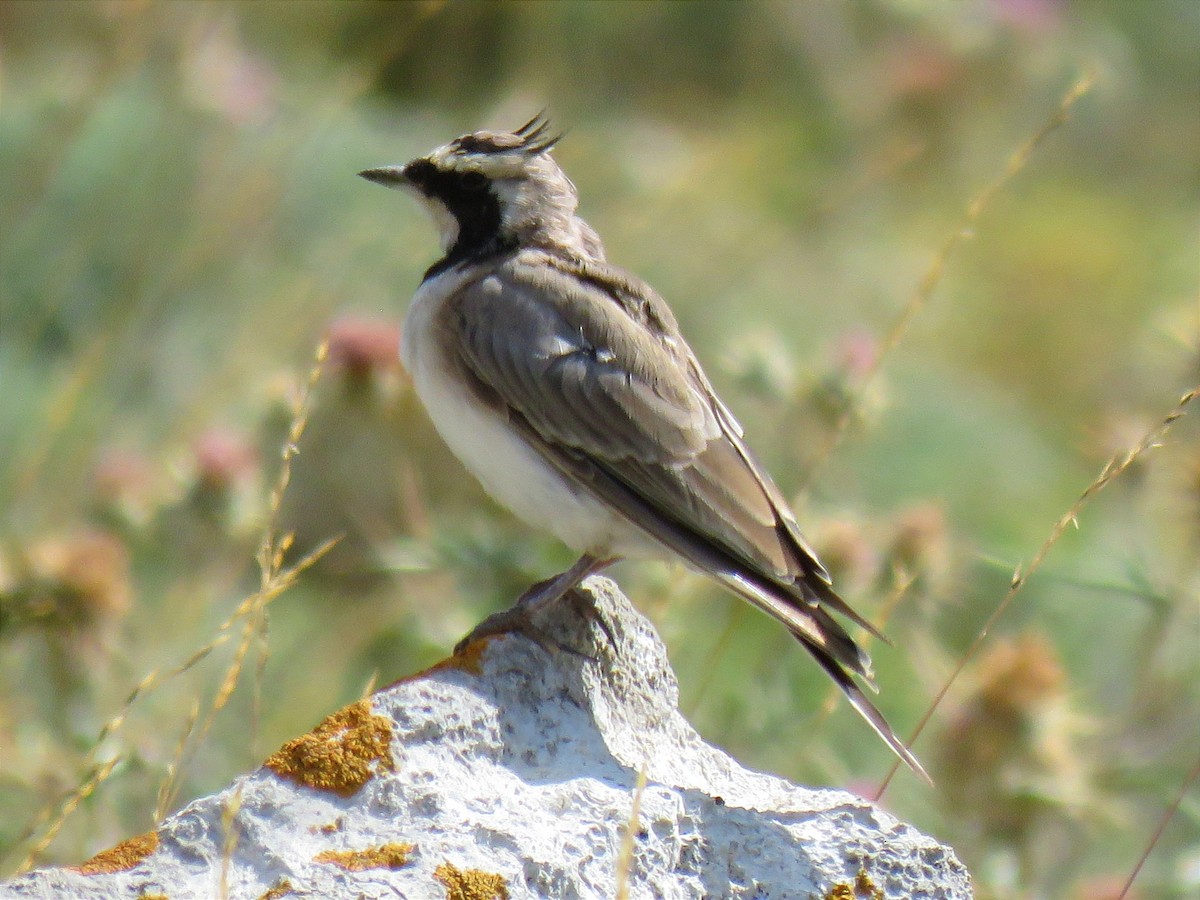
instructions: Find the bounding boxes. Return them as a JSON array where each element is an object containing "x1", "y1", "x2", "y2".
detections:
[{"x1": 461, "y1": 171, "x2": 488, "y2": 191}]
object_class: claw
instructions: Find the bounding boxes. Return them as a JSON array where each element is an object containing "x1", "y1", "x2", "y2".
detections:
[{"x1": 453, "y1": 554, "x2": 616, "y2": 658}]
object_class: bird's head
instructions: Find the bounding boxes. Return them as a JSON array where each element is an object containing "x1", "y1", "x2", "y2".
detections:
[{"x1": 360, "y1": 115, "x2": 604, "y2": 266}]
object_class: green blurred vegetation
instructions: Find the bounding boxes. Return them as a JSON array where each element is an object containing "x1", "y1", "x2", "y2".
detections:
[{"x1": 1, "y1": 1, "x2": 1197, "y2": 897}]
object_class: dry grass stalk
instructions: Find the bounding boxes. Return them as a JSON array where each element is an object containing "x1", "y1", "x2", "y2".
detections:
[
  {"x1": 615, "y1": 762, "x2": 650, "y2": 900},
  {"x1": 800, "y1": 71, "x2": 1096, "y2": 488},
  {"x1": 218, "y1": 786, "x2": 244, "y2": 900},
  {"x1": 875, "y1": 385, "x2": 1198, "y2": 800},
  {"x1": 154, "y1": 340, "x2": 332, "y2": 821},
  {"x1": 1116, "y1": 753, "x2": 1200, "y2": 899},
  {"x1": 15, "y1": 342, "x2": 336, "y2": 871}
]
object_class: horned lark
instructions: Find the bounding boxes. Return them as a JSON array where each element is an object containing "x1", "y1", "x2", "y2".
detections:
[{"x1": 360, "y1": 116, "x2": 926, "y2": 779}]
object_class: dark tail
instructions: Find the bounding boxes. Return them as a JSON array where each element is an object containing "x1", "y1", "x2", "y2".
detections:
[{"x1": 718, "y1": 568, "x2": 931, "y2": 784}]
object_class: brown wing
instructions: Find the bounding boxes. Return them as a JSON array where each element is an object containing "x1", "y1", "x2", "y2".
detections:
[
  {"x1": 449, "y1": 257, "x2": 805, "y2": 576},
  {"x1": 444, "y1": 251, "x2": 926, "y2": 779}
]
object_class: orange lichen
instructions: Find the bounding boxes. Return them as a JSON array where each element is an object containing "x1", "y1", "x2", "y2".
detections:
[
  {"x1": 824, "y1": 868, "x2": 882, "y2": 900},
  {"x1": 264, "y1": 699, "x2": 395, "y2": 797},
  {"x1": 257, "y1": 878, "x2": 294, "y2": 899},
  {"x1": 387, "y1": 640, "x2": 490, "y2": 691},
  {"x1": 440, "y1": 637, "x2": 490, "y2": 675},
  {"x1": 314, "y1": 842, "x2": 414, "y2": 871},
  {"x1": 434, "y1": 861, "x2": 509, "y2": 900},
  {"x1": 73, "y1": 830, "x2": 159, "y2": 875},
  {"x1": 854, "y1": 869, "x2": 883, "y2": 899}
]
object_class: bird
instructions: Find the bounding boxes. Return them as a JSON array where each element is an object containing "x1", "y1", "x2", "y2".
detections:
[{"x1": 359, "y1": 115, "x2": 928, "y2": 781}]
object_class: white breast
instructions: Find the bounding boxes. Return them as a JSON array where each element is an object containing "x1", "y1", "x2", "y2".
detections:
[{"x1": 401, "y1": 269, "x2": 655, "y2": 559}]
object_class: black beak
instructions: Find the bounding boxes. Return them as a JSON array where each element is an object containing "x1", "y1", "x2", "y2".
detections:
[{"x1": 357, "y1": 166, "x2": 410, "y2": 189}]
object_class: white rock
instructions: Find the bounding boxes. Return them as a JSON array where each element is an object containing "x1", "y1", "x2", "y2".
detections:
[{"x1": 4, "y1": 577, "x2": 972, "y2": 899}]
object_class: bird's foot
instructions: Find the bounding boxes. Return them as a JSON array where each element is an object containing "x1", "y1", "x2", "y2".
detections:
[
  {"x1": 452, "y1": 554, "x2": 615, "y2": 657},
  {"x1": 452, "y1": 574, "x2": 583, "y2": 657},
  {"x1": 562, "y1": 585, "x2": 617, "y2": 650}
]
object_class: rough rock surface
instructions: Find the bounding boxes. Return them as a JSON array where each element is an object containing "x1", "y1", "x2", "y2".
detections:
[{"x1": 4, "y1": 577, "x2": 972, "y2": 899}]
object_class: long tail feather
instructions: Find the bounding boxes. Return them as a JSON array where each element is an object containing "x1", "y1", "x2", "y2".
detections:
[
  {"x1": 804, "y1": 577, "x2": 890, "y2": 645},
  {"x1": 807, "y1": 644, "x2": 931, "y2": 784},
  {"x1": 514, "y1": 420, "x2": 928, "y2": 780}
]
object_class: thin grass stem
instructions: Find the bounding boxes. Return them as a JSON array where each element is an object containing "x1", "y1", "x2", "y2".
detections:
[
  {"x1": 1117, "y1": 754, "x2": 1200, "y2": 899},
  {"x1": 874, "y1": 386, "x2": 1198, "y2": 800},
  {"x1": 800, "y1": 72, "x2": 1096, "y2": 488}
]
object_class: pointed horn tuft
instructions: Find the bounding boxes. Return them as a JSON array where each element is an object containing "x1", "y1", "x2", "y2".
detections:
[
  {"x1": 513, "y1": 112, "x2": 561, "y2": 154},
  {"x1": 514, "y1": 111, "x2": 548, "y2": 137}
]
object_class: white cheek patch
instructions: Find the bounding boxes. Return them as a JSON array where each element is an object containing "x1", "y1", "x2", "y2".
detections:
[
  {"x1": 491, "y1": 179, "x2": 526, "y2": 233},
  {"x1": 417, "y1": 196, "x2": 459, "y2": 252}
]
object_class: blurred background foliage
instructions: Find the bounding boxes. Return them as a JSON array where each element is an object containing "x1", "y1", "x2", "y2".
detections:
[{"x1": 1, "y1": 1, "x2": 1197, "y2": 897}]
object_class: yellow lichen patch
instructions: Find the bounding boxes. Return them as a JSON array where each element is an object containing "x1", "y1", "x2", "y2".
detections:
[
  {"x1": 440, "y1": 637, "x2": 490, "y2": 675},
  {"x1": 855, "y1": 869, "x2": 883, "y2": 899},
  {"x1": 257, "y1": 878, "x2": 294, "y2": 899},
  {"x1": 264, "y1": 699, "x2": 395, "y2": 797},
  {"x1": 824, "y1": 868, "x2": 883, "y2": 900},
  {"x1": 138, "y1": 895, "x2": 168, "y2": 900},
  {"x1": 387, "y1": 640, "x2": 490, "y2": 691},
  {"x1": 314, "y1": 842, "x2": 414, "y2": 871},
  {"x1": 434, "y1": 861, "x2": 509, "y2": 900},
  {"x1": 73, "y1": 830, "x2": 159, "y2": 875}
]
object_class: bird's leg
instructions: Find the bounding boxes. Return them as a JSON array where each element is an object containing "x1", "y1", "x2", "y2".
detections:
[
  {"x1": 454, "y1": 553, "x2": 616, "y2": 655},
  {"x1": 515, "y1": 553, "x2": 615, "y2": 614}
]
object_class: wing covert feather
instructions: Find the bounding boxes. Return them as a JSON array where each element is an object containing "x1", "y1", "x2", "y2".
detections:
[
  {"x1": 438, "y1": 252, "x2": 919, "y2": 774},
  {"x1": 454, "y1": 266, "x2": 715, "y2": 463},
  {"x1": 447, "y1": 253, "x2": 883, "y2": 639}
]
